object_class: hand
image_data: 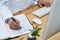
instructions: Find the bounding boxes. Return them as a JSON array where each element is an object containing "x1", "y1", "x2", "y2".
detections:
[
  {"x1": 8, "y1": 18, "x2": 20, "y2": 30},
  {"x1": 38, "y1": 0, "x2": 51, "y2": 7}
]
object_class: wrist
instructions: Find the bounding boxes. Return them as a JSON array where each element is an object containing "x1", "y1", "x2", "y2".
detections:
[
  {"x1": 5, "y1": 17, "x2": 16, "y2": 24},
  {"x1": 5, "y1": 17, "x2": 13, "y2": 23}
]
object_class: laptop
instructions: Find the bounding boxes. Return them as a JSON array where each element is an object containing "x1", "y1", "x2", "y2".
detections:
[{"x1": 43, "y1": 0, "x2": 60, "y2": 40}]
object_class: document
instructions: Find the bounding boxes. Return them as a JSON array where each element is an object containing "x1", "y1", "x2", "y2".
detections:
[{"x1": 0, "y1": 14, "x2": 33, "y2": 39}]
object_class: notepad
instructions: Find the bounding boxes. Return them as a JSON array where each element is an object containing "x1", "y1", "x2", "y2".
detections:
[
  {"x1": 32, "y1": 7, "x2": 51, "y2": 17},
  {"x1": 0, "y1": 14, "x2": 33, "y2": 39}
]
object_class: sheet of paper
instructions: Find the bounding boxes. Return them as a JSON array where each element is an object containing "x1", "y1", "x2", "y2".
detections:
[
  {"x1": 6, "y1": 14, "x2": 33, "y2": 37},
  {"x1": 32, "y1": 7, "x2": 51, "y2": 17},
  {"x1": 0, "y1": 17, "x2": 9, "y2": 39}
]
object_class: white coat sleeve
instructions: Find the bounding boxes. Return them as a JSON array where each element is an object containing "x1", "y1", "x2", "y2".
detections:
[{"x1": 0, "y1": 4, "x2": 13, "y2": 22}]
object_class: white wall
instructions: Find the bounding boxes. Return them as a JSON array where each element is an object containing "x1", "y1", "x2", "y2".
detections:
[{"x1": 43, "y1": 0, "x2": 60, "y2": 40}]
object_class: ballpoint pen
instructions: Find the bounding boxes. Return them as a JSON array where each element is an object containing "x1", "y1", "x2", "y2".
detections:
[{"x1": 11, "y1": 17, "x2": 22, "y2": 29}]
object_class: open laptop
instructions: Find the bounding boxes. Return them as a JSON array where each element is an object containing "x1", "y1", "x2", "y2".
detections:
[{"x1": 42, "y1": 0, "x2": 60, "y2": 40}]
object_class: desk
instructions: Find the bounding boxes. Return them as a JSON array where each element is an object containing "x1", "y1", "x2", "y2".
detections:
[
  {"x1": 47, "y1": 32, "x2": 60, "y2": 40},
  {"x1": 11, "y1": 0, "x2": 52, "y2": 40},
  {"x1": 12, "y1": 5, "x2": 49, "y2": 40}
]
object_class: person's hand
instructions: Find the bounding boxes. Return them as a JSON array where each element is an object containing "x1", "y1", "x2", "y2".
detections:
[
  {"x1": 8, "y1": 18, "x2": 20, "y2": 30},
  {"x1": 38, "y1": 0, "x2": 51, "y2": 7}
]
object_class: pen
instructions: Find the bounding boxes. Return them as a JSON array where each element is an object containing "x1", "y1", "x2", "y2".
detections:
[
  {"x1": 11, "y1": 17, "x2": 18, "y2": 24},
  {"x1": 11, "y1": 17, "x2": 22, "y2": 28}
]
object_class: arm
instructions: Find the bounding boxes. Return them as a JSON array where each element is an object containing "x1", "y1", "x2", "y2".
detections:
[
  {"x1": 0, "y1": 5, "x2": 13, "y2": 21},
  {"x1": 0, "y1": 4, "x2": 20, "y2": 30}
]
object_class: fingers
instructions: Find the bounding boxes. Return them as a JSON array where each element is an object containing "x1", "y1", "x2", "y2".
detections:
[
  {"x1": 45, "y1": 2, "x2": 51, "y2": 7},
  {"x1": 8, "y1": 19, "x2": 20, "y2": 30},
  {"x1": 37, "y1": 1, "x2": 42, "y2": 7},
  {"x1": 39, "y1": 3, "x2": 43, "y2": 8},
  {"x1": 9, "y1": 23, "x2": 18, "y2": 30},
  {"x1": 15, "y1": 19, "x2": 22, "y2": 28},
  {"x1": 11, "y1": 19, "x2": 19, "y2": 27},
  {"x1": 42, "y1": 1, "x2": 51, "y2": 7},
  {"x1": 38, "y1": 0, "x2": 51, "y2": 7}
]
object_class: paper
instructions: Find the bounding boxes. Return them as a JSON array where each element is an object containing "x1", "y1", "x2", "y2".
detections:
[
  {"x1": 7, "y1": 14, "x2": 33, "y2": 37},
  {"x1": 0, "y1": 16, "x2": 9, "y2": 39},
  {"x1": 0, "y1": 14, "x2": 33, "y2": 39},
  {"x1": 32, "y1": 7, "x2": 51, "y2": 17}
]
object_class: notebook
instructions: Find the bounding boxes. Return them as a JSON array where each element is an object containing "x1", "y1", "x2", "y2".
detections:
[
  {"x1": 32, "y1": 7, "x2": 51, "y2": 17},
  {"x1": 0, "y1": 14, "x2": 33, "y2": 39}
]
